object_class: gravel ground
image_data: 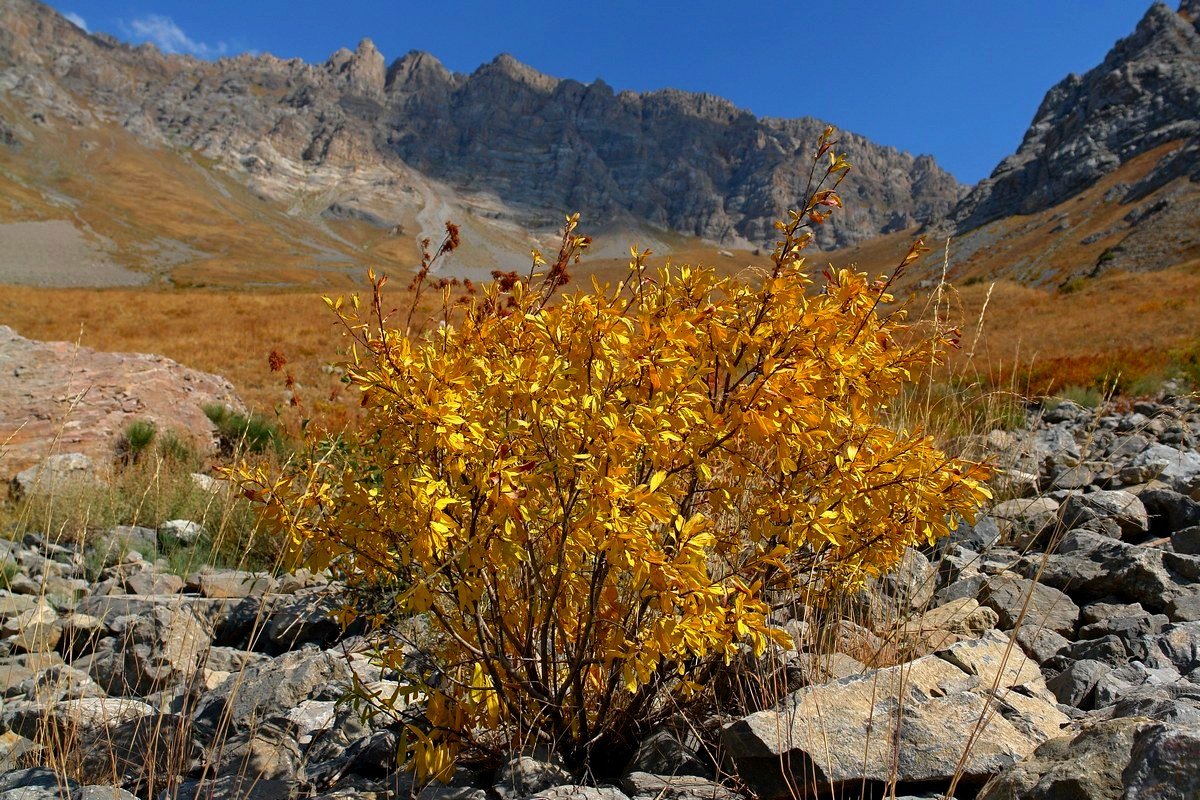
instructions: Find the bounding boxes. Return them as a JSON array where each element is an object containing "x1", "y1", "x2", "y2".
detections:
[{"x1": 0, "y1": 220, "x2": 147, "y2": 286}]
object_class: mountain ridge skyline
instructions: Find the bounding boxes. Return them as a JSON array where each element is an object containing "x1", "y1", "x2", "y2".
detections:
[{"x1": 47, "y1": 0, "x2": 1154, "y2": 184}]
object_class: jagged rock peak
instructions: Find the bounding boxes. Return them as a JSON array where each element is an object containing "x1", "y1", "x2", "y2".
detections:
[
  {"x1": 386, "y1": 49, "x2": 452, "y2": 90},
  {"x1": 325, "y1": 37, "x2": 386, "y2": 94},
  {"x1": 478, "y1": 52, "x2": 559, "y2": 91},
  {"x1": 948, "y1": 0, "x2": 1200, "y2": 233}
]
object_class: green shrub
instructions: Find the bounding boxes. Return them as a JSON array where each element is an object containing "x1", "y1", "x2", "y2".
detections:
[
  {"x1": 203, "y1": 404, "x2": 289, "y2": 458},
  {"x1": 1050, "y1": 384, "x2": 1104, "y2": 409},
  {"x1": 1059, "y1": 276, "x2": 1087, "y2": 295}
]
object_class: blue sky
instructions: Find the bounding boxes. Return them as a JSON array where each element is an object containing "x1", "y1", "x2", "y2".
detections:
[{"x1": 53, "y1": 1, "x2": 1156, "y2": 185}]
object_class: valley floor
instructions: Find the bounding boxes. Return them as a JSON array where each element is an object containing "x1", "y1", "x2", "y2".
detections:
[{"x1": 0, "y1": 257, "x2": 1197, "y2": 422}]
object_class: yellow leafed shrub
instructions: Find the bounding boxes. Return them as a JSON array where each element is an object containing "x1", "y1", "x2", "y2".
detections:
[{"x1": 234, "y1": 129, "x2": 991, "y2": 780}]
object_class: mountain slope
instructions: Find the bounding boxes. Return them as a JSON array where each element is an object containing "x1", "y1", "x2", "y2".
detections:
[
  {"x1": 831, "y1": 0, "x2": 1200, "y2": 290},
  {"x1": 950, "y1": 0, "x2": 1200, "y2": 234},
  {"x1": 0, "y1": 0, "x2": 962, "y2": 285},
  {"x1": 902, "y1": 0, "x2": 1200, "y2": 287}
]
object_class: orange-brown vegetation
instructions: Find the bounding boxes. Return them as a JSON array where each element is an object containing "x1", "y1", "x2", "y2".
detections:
[
  {"x1": 946, "y1": 267, "x2": 1200, "y2": 394},
  {"x1": 0, "y1": 286, "x2": 356, "y2": 425},
  {"x1": 3, "y1": 256, "x2": 1196, "y2": 423}
]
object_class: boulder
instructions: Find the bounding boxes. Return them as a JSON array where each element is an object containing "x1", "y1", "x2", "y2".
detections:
[
  {"x1": 197, "y1": 570, "x2": 279, "y2": 599},
  {"x1": 1129, "y1": 443, "x2": 1200, "y2": 496},
  {"x1": 172, "y1": 775, "x2": 295, "y2": 800},
  {"x1": 937, "y1": 631, "x2": 1044, "y2": 689},
  {"x1": 0, "y1": 326, "x2": 243, "y2": 483},
  {"x1": 1121, "y1": 721, "x2": 1200, "y2": 798},
  {"x1": 0, "y1": 652, "x2": 64, "y2": 695},
  {"x1": 529, "y1": 788, "x2": 628, "y2": 800},
  {"x1": 1077, "y1": 612, "x2": 1168, "y2": 661},
  {"x1": 157, "y1": 520, "x2": 205, "y2": 546},
  {"x1": 107, "y1": 526, "x2": 157, "y2": 553},
  {"x1": 1166, "y1": 591, "x2": 1200, "y2": 623},
  {"x1": 212, "y1": 722, "x2": 302, "y2": 784},
  {"x1": 624, "y1": 716, "x2": 708, "y2": 777},
  {"x1": 493, "y1": 755, "x2": 572, "y2": 800},
  {"x1": 191, "y1": 648, "x2": 354, "y2": 734},
  {"x1": 890, "y1": 598, "x2": 999, "y2": 659},
  {"x1": 1013, "y1": 627, "x2": 1069, "y2": 665},
  {"x1": 74, "y1": 594, "x2": 242, "y2": 631},
  {"x1": 266, "y1": 589, "x2": 344, "y2": 649},
  {"x1": 990, "y1": 498, "x2": 1060, "y2": 547},
  {"x1": 1104, "y1": 673, "x2": 1200, "y2": 718},
  {"x1": 120, "y1": 569, "x2": 184, "y2": 596},
  {"x1": 7, "y1": 662, "x2": 104, "y2": 703},
  {"x1": 1045, "y1": 462, "x2": 1097, "y2": 491},
  {"x1": 877, "y1": 547, "x2": 937, "y2": 613},
  {"x1": 721, "y1": 634, "x2": 1067, "y2": 797},
  {"x1": 1093, "y1": 663, "x2": 1186, "y2": 710},
  {"x1": 1061, "y1": 490, "x2": 1148, "y2": 538},
  {"x1": 977, "y1": 716, "x2": 1200, "y2": 800},
  {"x1": 1139, "y1": 488, "x2": 1200, "y2": 534},
  {"x1": 190, "y1": 472, "x2": 230, "y2": 494},
  {"x1": 1150, "y1": 622, "x2": 1200, "y2": 674},
  {"x1": 1031, "y1": 530, "x2": 1185, "y2": 611},
  {"x1": 10, "y1": 453, "x2": 101, "y2": 499},
  {"x1": 1, "y1": 601, "x2": 61, "y2": 654},
  {"x1": 1, "y1": 697, "x2": 155, "y2": 741},
  {"x1": 620, "y1": 774, "x2": 739, "y2": 800},
  {"x1": 1046, "y1": 659, "x2": 1113, "y2": 709},
  {"x1": 979, "y1": 575, "x2": 1079, "y2": 637},
  {"x1": 1174, "y1": 525, "x2": 1200, "y2": 555},
  {"x1": 0, "y1": 768, "x2": 78, "y2": 800},
  {"x1": 72, "y1": 788, "x2": 138, "y2": 800},
  {"x1": 944, "y1": 516, "x2": 1002, "y2": 552},
  {"x1": 976, "y1": 716, "x2": 1147, "y2": 800},
  {"x1": 0, "y1": 730, "x2": 39, "y2": 772},
  {"x1": 1057, "y1": 634, "x2": 1129, "y2": 668},
  {"x1": 77, "y1": 604, "x2": 212, "y2": 696},
  {"x1": 283, "y1": 699, "x2": 337, "y2": 746}
]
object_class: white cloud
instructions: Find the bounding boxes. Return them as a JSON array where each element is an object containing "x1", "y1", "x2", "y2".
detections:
[
  {"x1": 63, "y1": 11, "x2": 88, "y2": 32},
  {"x1": 124, "y1": 14, "x2": 226, "y2": 58}
]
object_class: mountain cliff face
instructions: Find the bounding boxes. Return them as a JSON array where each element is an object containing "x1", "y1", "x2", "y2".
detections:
[
  {"x1": 0, "y1": 0, "x2": 962, "y2": 259},
  {"x1": 847, "y1": 0, "x2": 1200, "y2": 289},
  {"x1": 949, "y1": 0, "x2": 1200, "y2": 235}
]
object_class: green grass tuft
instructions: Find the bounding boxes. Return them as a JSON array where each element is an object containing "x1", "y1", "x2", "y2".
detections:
[
  {"x1": 117, "y1": 419, "x2": 158, "y2": 463},
  {"x1": 203, "y1": 403, "x2": 290, "y2": 458}
]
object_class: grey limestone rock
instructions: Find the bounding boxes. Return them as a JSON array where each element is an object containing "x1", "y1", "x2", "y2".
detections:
[
  {"x1": 949, "y1": 1, "x2": 1200, "y2": 237},
  {"x1": 0, "y1": 1, "x2": 963, "y2": 254}
]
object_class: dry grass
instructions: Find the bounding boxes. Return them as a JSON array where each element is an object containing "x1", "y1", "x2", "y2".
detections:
[
  {"x1": 939, "y1": 264, "x2": 1200, "y2": 395},
  {"x1": 0, "y1": 286, "x2": 354, "y2": 421},
  {"x1": 3, "y1": 254, "x2": 1197, "y2": 426}
]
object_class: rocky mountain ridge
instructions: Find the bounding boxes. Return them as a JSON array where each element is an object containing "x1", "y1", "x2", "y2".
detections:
[
  {"x1": 0, "y1": 0, "x2": 962, "y2": 269},
  {"x1": 950, "y1": 0, "x2": 1200, "y2": 234},
  {"x1": 910, "y1": 0, "x2": 1200, "y2": 287}
]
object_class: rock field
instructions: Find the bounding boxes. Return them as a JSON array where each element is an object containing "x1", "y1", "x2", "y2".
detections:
[{"x1": 3, "y1": 397, "x2": 1200, "y2": 798}]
